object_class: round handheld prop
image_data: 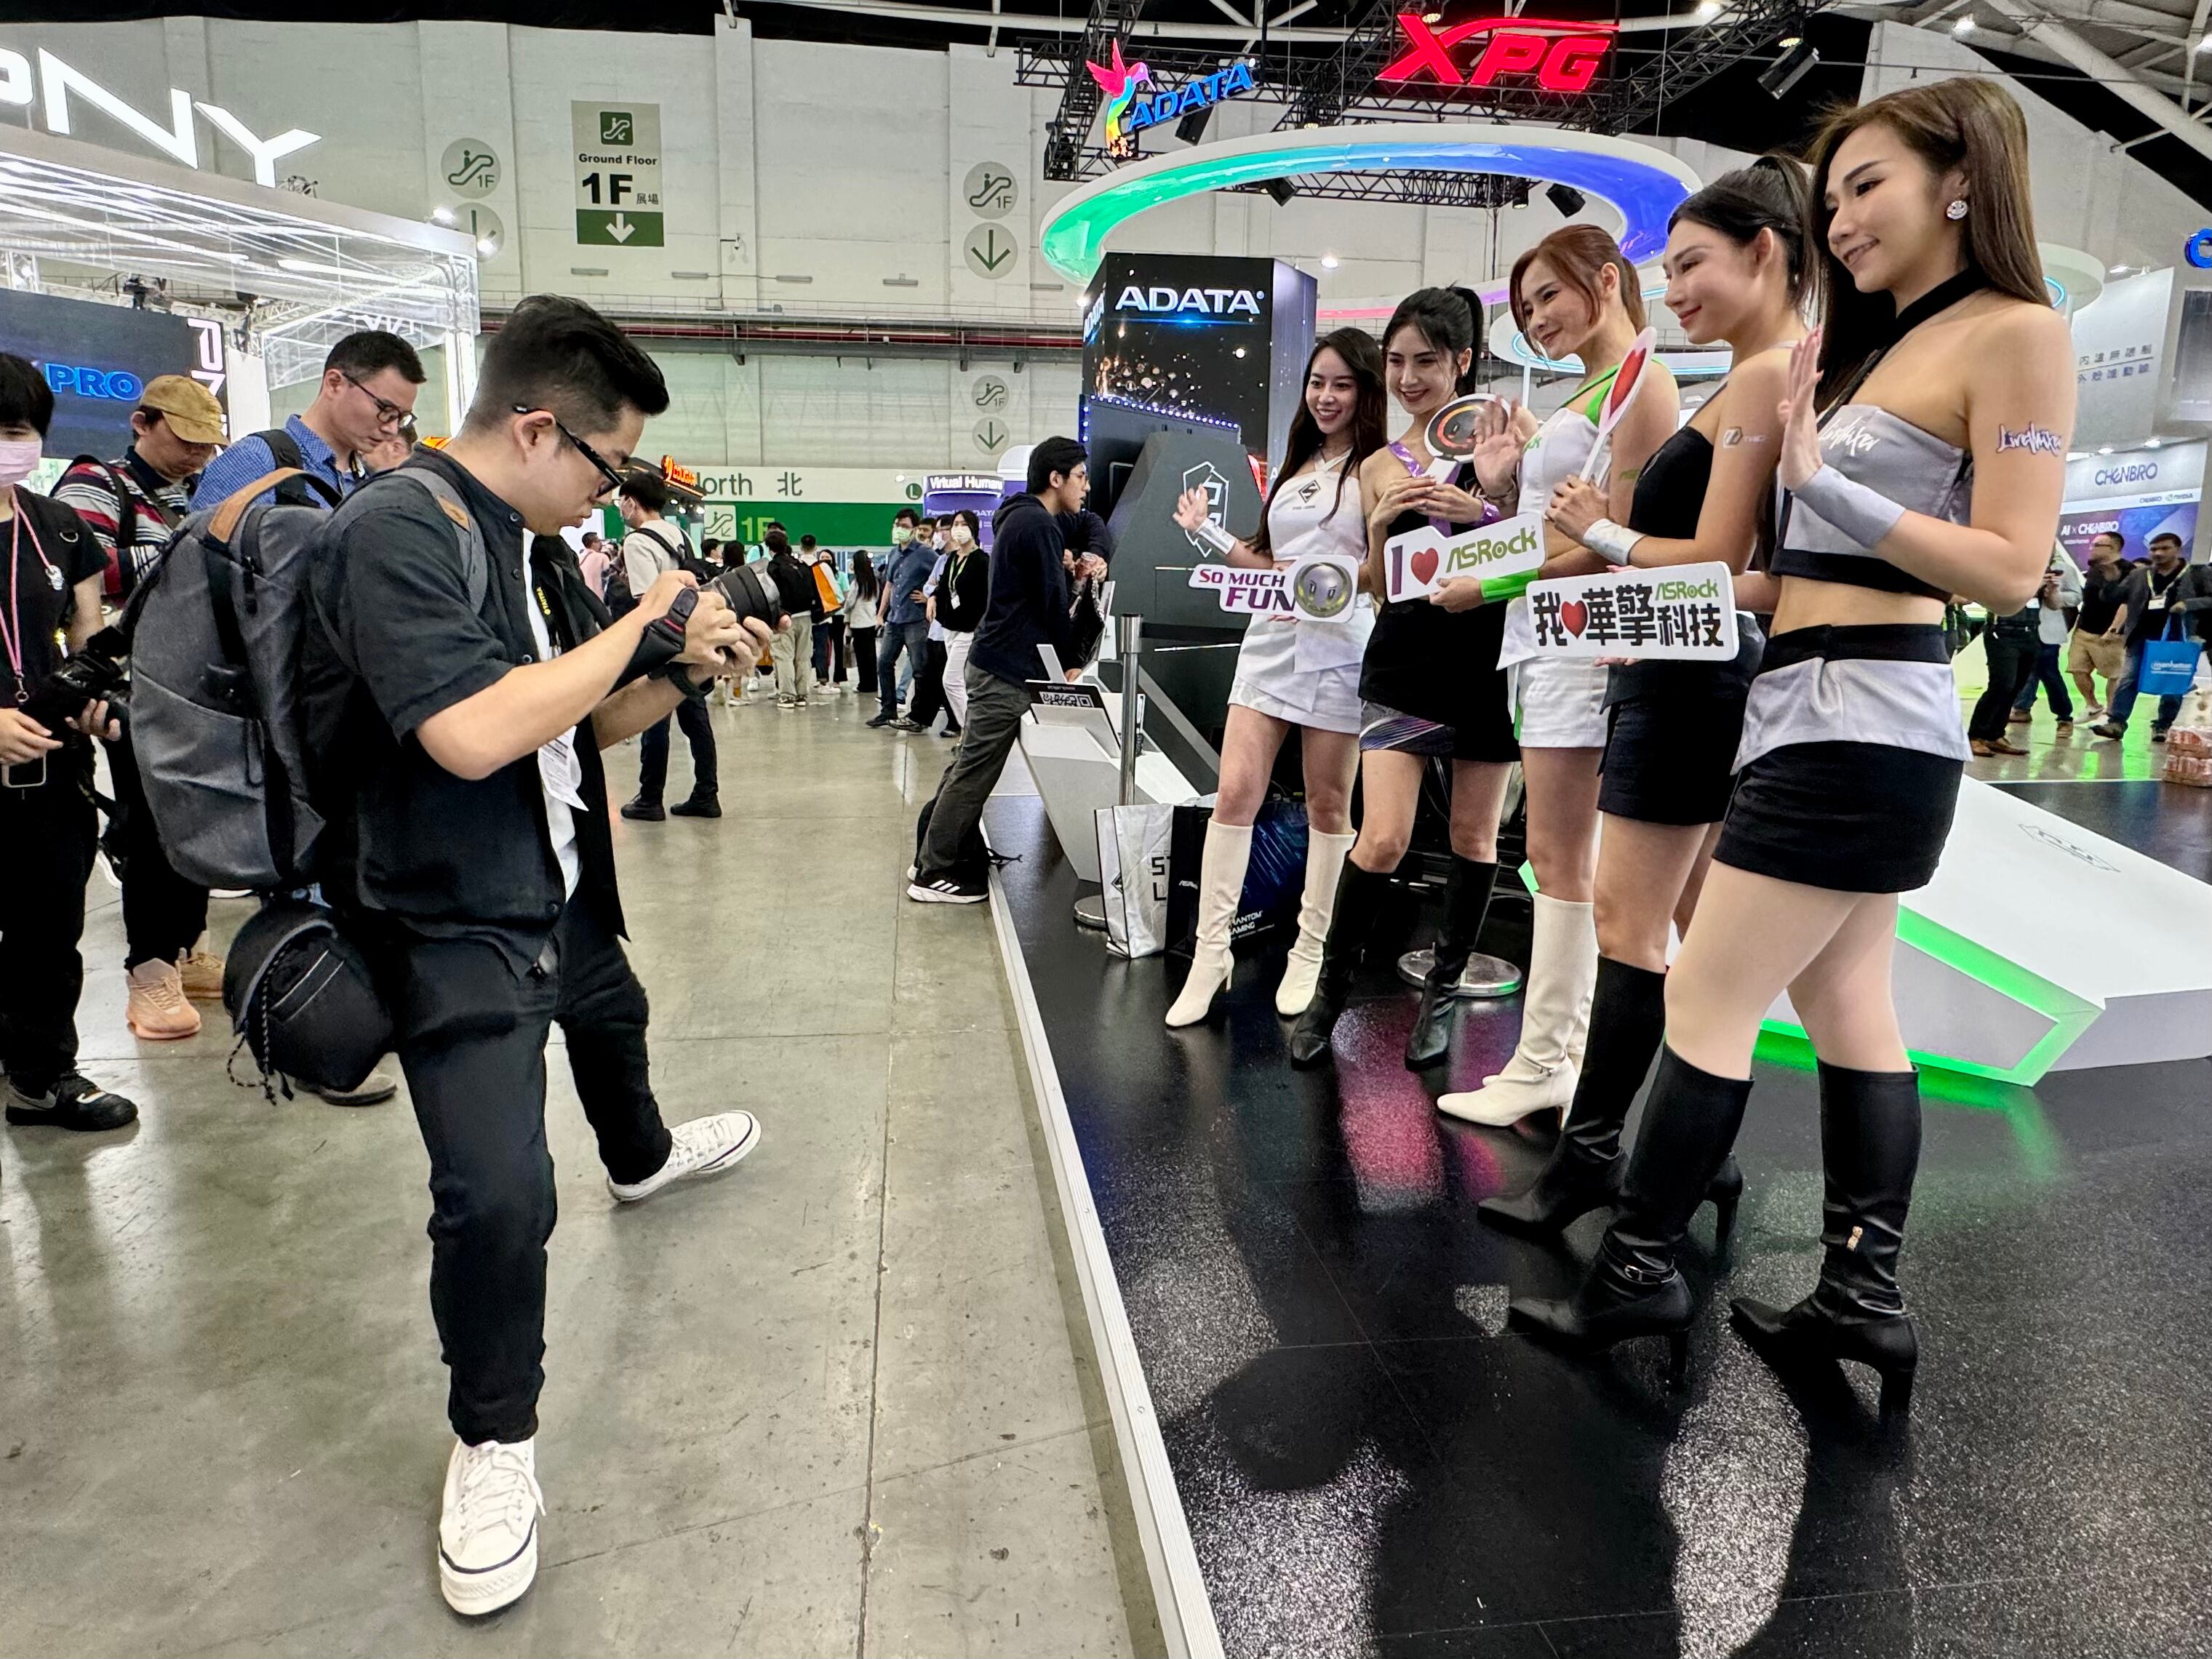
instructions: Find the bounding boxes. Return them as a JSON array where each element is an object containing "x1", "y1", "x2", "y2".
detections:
[{"x1": 1424, "y1": 393, "x2": 1500, "y2": 466}]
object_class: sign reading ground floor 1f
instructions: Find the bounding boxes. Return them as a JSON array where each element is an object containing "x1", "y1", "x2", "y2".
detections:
[{"x1": 572, "y1": 101, "x2": 665, "y2": 247}]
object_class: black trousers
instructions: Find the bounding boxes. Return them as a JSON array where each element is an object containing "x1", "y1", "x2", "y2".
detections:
[
  {"x1": 850, "y1": 625, "x2": 879, "y2": 693},
  {"x1": 907, "y1": 638, "x2": 952, "y2": 728},
  {"x1": 1970, "y1": 632, "x2": 2038, "y2": 742},
  {"x1": 636, "y1": 696, "x2": 718, "y2": 805},
  {"x1": 384, "y1": 900, "x2": 674, "y2": 1444},
  {"x1": 108, "y1": 732, "x2": 211, "y2": 970},
  {"x1": 0, "y1": 752, "x2": 95, "y2": 1093}
]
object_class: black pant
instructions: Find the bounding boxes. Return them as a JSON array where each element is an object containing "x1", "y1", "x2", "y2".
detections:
[
  {"x1": 2009, "y1": 639, "x2": 2074, "y2": 722},
  {"x1": 108, "y1": 732, "x2": 210, "y2": 971},
  {"x1": 918, "y1": 665, "x2": 1027, "y2": 879},
  {"x1": 850, "y1": 625, "x2": 879, "y2": 693},
  {"x1": 814, "y1": 615, "x2": 846, "y2": 682},
  {"x1": 1970, "y1": 632, "x2": 2038, "y2": 742},
  {"x1": 0, "y1": 752, "x2": 95, "y2": 1093},
  {"x1": 636, "y1": 696, "x2": 718, "y2": 805},
  {"x1": 908, "y1": 638, "x2": 952, "y2": 728},
  {"x1": 384, "y1": 899, "x2": 673, "y2": 1445}
]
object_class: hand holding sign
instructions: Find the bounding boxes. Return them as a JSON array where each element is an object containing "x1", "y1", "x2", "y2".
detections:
[
  {"x1": 1190, "y1": 553, "x2": 1362, "y2": 622},
  {"x1": 1577, "y1": 327, "x2": 1658, "y2": 485},
  {"x1": 1385, "y1": 512, "x2": 1546, "y2": 604},
  {"x1": 1523, "y1": 561, "x2": 1740, "y2": 660},
  {"x1": 1421, "y1": 393, "x2": 1501, "y2": 481}
]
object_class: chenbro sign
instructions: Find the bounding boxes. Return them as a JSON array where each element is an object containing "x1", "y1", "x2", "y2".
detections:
[
  {"x1": 1377, "y1": 13, "x2": 1618, "y2": 93},
  {"x1": 0, "y1": 47, "x2": 318, "y2": 187}
]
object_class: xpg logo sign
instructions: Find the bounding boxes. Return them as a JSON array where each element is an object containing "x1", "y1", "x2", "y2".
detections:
[
  {"x1": 1377, "y1": 14, "x2": 1616, "y2": 93},
  {"x1": 2020, "y1": 823, "x2": 2118, "y2": 873},
  {"x1": 1182, "y1": 461, "x2": 1228, "y2": 548},
  {"x1": 1115, "y1": 285, "x2": 1265, "y2": 322}
]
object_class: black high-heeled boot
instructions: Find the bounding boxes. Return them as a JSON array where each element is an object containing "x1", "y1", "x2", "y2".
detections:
[
  {"x1": 1731, "y1": 1061, "x2": 1922, "y2": 1417},
  {"x1": 1479, "y1": 961, "x2": 1746, "y2": 1251},
  {"x1": 1404, "y1": 857, "x2": 1498, "y2": 1070},
  {"x1": 1287, "y1": 862, "x2": 1392, "y2": 1068},
  {"x1": 1510, "y1": 1047, "x2": 1753, "y2": 1383}
]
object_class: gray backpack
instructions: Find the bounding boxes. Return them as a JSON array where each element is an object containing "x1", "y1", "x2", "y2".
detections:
[{"x1": 126, "y1": 463, "x2": 484, "y2": 891}]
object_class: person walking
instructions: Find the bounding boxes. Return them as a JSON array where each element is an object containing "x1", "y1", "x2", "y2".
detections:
[
  {"x1": 1969, "y1": 598, "x2": 2039, "y2": 756},
  {"x1": 2067, "y1": 532, "x2": 2131, "y2": 719},
  {"x1": 617, "y1": 475, "x2": 719, "y2": 818},
  {"x1": 935, "y1": 511, "x2": 990, "y2": 729},
  {"x1": 2007, "y1": 550, "x2": 2080, "y2": 735},
  {"x1": 765, "y1": 528, "x2": 818, "y2": 708},
  {"x1": 2093, "y1": 531, "x2": 2193, "y2": 743},
  {"x1": 870, "y1": 508, "x2": 935, "y2": 730}
]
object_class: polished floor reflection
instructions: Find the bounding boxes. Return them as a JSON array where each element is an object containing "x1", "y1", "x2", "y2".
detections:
[{"x1": 989, "y1": 788, "x2": 2212, "y2": 1659}]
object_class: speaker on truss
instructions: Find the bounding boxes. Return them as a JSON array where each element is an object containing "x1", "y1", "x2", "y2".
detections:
[
  {"x1": 1545, "y1": 183, "x2": 1586, "y2": 217},
  {"x1": 1760, "y1": 37, "x2": 1820, "y2": 99}
]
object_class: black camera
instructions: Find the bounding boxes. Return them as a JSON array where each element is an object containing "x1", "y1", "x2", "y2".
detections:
[
  {"x1": 22, "y1": 646, "x2": 129, "y2": 737},
  {"x1": 708, "y1": 561, "x2": 787, "y2": 631}
]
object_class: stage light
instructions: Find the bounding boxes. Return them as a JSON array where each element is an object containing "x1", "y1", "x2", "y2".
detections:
[
  {"x1": 1546, "y1": 183, "x2": 1587, "y2": 217},
  {"x1": 1176, "y1": 105, "x2": 1212, "y2": 145},
  {"x1": 1760, "y1": 38, "x2": 1819, "y2": 97},
  {"x1": 1693, "y1": 1, "x2": 1720, "y2": 20},
  {"x1": 1952, "y1": 16, "x2": 1975, "y2": 35},
  {"x1": 1322, "y1": 252, "x2": 1340, "y2": 268},
  {"x1": 1266, "y1": 177, "x2": 1296, "y2": 206}
]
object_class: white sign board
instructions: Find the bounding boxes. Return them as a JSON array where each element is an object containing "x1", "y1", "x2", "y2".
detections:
[
  {"x1": 1523, "y1": 562, "x2": 1740, "y2": 660},
  {"x1": 1384, "y1": 512, "x2": 1545, "y2": 604},
  {"x1": 2070, "y1": 268, "x2": 2171, "y2": 451},
  {"x1": 1188, "y1": 553, "x2": 1361, "y2": 621},
  {"x1": 572, "y1": 102, "x2": 663, "y2": 247}
]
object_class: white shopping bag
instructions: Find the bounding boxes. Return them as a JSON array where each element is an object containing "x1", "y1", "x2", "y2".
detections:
[{"x1": 1096, "y1": 802, "x2": 1176, "y2": 959}]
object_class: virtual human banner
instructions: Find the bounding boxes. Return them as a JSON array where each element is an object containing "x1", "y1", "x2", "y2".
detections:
[
  {"x1": 1189, "y1": 553, "x2": 1361, "y2": 620},
  {"x1": 1523, "y1": 561, "x2": 1739, "y2": 659},
  {"x1": 1384, "y1": 512, "x2": 1544, "y2": 603}
]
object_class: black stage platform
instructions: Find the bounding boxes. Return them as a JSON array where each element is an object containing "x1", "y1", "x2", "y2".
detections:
[{"x1": 985, "y1": 786, "x2": 2212, "y2": 1659}]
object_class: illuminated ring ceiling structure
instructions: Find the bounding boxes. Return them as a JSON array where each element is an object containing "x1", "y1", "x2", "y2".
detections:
[{"x1": 1039, "y1": 124, "x2": 1701, "y2": 285}]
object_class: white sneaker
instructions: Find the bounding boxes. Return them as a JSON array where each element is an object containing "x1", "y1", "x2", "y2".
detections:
[
  {"x1": 438, "y1": 1436, "x2": 543, "y2": 1616},
  {"x1": 608, "y1": 1111, "x2": 762, "y2": 1203}
]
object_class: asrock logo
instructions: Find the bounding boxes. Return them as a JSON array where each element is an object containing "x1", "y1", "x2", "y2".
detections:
[
  {"x1": 1182, "y1": 461, "x2": 1229, "y2": 548},
  {"x1": 1376, "y1": 14, "x2": 1616, "y2": 93},
  {"x1": 1116, "y1": 285, "x2": 1266, "y2": 321}
]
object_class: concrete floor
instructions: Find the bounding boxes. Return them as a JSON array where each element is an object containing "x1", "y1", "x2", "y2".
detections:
[{"x1": 0, "y1": 681, "x2": 1161, "y2": 1659}]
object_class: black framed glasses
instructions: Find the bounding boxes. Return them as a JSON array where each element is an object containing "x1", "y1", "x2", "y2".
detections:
[
  {"x1": 513, "y1": 404, "x2": 626, "y2": 498},
  {"x1": 341, "y1": 370, "x2": 411, "y2": 431}
]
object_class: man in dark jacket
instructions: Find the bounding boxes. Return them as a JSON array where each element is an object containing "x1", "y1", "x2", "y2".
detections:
[
  {"x1": 908, "y1": 438, "x2": 1099, "y2": 904},
  {"x1": 764, "y1": 527, "x2": 819, "y2": 707}
]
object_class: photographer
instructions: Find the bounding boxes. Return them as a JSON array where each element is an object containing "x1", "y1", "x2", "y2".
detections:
[
  {"x1": 616, "y1": 474, "x2": 717, "y2": 819},
  {"x1": 302, "y1": 295, "x2": 775, "y2": 1615},
  {"x1": 55, "y1": 376, "x2": 227, "y2": 1042},
  {"x1": 0, "y1": 353, "x2": 139, "y2": 1135}
]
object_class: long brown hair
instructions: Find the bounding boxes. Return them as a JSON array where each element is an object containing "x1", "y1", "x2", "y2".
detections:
[
  {"x1": 1509, "y1": 224, "x2": 1645, "y2": 340},
  {"x1": 1253, "y1": 327, "x2": 1388, "y2": 555},
  {"x1": 1806, "y1": 79, "x2": 2043, "y2": 405}
]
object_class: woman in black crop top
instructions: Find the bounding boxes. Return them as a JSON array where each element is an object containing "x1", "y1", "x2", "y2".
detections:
[
  {"x1": 1474, "y1": 161, "x2": 1809, "y2": 1249},
  {"x1": 1514, "y1": 81, "x2": 2074, "y2": 1415},
  {"x1": 1287, "y1": 287, "x2": 1531, "y2": 1072}
]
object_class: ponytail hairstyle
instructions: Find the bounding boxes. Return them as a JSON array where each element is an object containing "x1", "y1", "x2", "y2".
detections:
[
  {"x1": 1510, "y1": 224, "x2": 1645, "y2": 343},
  {"x1": 1669, "y1": 153, "x2": 1812, "y2": 308},
  {"x1": 1381, "y1": 286, "x2": 1485, "y2": 394},
  {"x1": 1253, "y1": 327, "x2": 1389, "y2": 555},
  {"x1": 1806, "y1": 78, "x2": 2043, "y2": 407}
]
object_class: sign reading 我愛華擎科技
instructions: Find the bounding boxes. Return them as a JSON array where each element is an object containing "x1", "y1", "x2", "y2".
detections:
[{"x1": 1523, "y1": 562, "x2": 1741, "y2": 660}]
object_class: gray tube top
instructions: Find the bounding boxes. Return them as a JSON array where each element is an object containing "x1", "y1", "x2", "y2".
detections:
[{"x1": 1770, "y1": 405, "x2": 1970, "y2": 601}]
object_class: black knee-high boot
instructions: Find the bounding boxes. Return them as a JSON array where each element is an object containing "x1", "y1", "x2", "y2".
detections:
[
  {"x1": 1731, "y1": 1062, "x2": 1921, "y2": 1417},
  {"x1": 1509, "y1": 1046, "x2": 1752, "y2": 1383},
  {"x1": 1287, "y1": 861, "x2": 1392, "y2": 1068},
  {"x1": 1405, "y1": 857, "x2": 1498, "y2": 1070},
  {"x1": 1479, "y1": 962, "x2": 1744, "y2": 1245}
]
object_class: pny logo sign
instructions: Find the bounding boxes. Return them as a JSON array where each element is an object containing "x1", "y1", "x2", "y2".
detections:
[
  {"x1": 1377, "y1": 15, "x2": 1617, "y2": 95},
  {"x1": 0, "y1": 46, "x2": 318, "y2": 186}
]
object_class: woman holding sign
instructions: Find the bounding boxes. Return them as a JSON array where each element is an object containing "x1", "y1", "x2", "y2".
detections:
[
  {"x1": 1288, "y1": 288, "x2": 1531, "y2": 1069},
  {"x1": 1480, "y1": 159, "x2": 1809, "y2": 1242},
  {"x1": 1165, "y1": 329, "x2": 1389, "y2": 1026},
  {"x1": 1513, "y1": 81, "x2": 2072, "y2": 1412},
  {"x1": 1436, "y1": 228, "x2": 1680, "y2": 1128}
]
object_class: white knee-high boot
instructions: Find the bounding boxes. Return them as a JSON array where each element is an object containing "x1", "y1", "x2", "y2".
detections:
[
  {"x1": 1165, "y1": 820, "x2": 1253, "y2": 1027},
  {"x1": 1437, "y1": 892, "x2": 1598, "y2": 1125},
  {"x1": 1276, "y1": 828, "x2": 1357, "y2": 1016}
]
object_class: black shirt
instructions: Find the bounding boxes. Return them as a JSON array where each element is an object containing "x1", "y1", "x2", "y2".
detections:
[
  {"x1": 2122, "y1": 563, "x2": 2189, "y2": 645},
  {"x1": 1, "y1": 487, "x2": 105, "y2": 708},
  {"x1": 1359, "y1": 461, "x2": 1507, "y2": 730},
  {"x1": 938, "y1": 545, "x2": 990, "y2": 633},
  {"x1": 2078, "y1": 569, "x2": 2127, "y2": 636},
  {"x1": 303, "y1": 447, "x2": 622, "y2": 971}
]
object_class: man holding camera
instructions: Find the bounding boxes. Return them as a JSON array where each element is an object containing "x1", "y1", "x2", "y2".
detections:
[
  {"x1": 301, "y1": 296, "x2": 773, "y2": 1615},
  {"x1": 54, "y1": 376, "x2": 227, "y2": 1043},
  {"x1": 0, "y1": 354, "x2": 140, "y2": 1136}
]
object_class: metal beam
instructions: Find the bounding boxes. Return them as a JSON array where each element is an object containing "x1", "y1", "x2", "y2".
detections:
[{"x1": 1985, "y1": 0, "x2": 2212, "y2": 161}]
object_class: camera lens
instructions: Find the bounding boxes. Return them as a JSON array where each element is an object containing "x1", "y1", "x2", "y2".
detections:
[{"x1": 708, "y1": 563, "x2": 787, "y2": 631}]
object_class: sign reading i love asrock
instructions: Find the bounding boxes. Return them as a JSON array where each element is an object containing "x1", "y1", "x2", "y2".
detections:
[
  {"x1": 1525, "y1": 561, "x2": 1740, "y2": 660},
  {"x1": 1384, "y1": 511, "x2": 1545, "y2": 603}
]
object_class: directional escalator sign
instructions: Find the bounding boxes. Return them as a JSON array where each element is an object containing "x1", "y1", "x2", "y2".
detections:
[{"x1": 572, "y1": 102, "x2": 665, "y2": 249}]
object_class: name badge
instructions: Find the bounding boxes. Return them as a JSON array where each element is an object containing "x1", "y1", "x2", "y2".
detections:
[{"x1": 537, "y1": 731, "x2": 586, "y2": 809}]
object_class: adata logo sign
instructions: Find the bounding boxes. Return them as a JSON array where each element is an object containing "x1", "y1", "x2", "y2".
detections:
[
  {"x1": 1114, "y1": 285, "x2": 1266, "y2": 325},
  {"x1": 1377, "y1": 13, "x2": 1616, "y2": 94}
]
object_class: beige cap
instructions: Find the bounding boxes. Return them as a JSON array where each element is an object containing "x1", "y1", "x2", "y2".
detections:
[{"x1": 136, "y1": 374, "x2": 227, "y2": 445}]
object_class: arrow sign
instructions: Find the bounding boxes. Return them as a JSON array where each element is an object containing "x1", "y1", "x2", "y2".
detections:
[
  {"x1": 607, "y1": 213, "x2": 634, "y2": 243},
  {"x1": 575, "y1": 208, "x2": 663, "y2": 247},
  {"x1": 964, "y1": 225, "x2": 1017, "y2": 279}
]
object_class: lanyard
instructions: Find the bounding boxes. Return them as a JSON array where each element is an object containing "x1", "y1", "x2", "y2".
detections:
[
  {"x1": 0, "y1": 496, "x2": 58, "y2": 706},
  {"x1": 1388, "y1": 440, "x2": 1453, "y2": 535}
]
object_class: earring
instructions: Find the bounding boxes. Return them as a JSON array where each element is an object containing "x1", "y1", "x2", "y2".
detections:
[{"x1": 1946, "y1": 198, "x2": 1969, "y2": 221}]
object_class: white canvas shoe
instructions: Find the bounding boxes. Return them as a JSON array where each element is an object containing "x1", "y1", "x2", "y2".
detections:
[
  {"x1": 607, "y1": 1111, "x2": 762, "y2": 1203},
  {"x1": 438, "y1": 1437, "x2": 543, "y2": 1616}
]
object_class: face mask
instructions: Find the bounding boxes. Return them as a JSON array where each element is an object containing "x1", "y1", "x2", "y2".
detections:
[
  {"x1": 949, "y1": 527, "x2": 975, "y2": 550},
  {"x1": 892, "y1": 525, "x2": 913, "y2": 546},
  {"x1": 932, "y1": 532, "x2": 947, "y2": 550},
  {"x1": 0, "y1": 438, "x2": 42, "y2": 491}
]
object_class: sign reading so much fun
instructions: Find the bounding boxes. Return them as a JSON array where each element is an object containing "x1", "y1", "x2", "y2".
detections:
[
  {"x1": 1524, "y1": 562, "x2": 1740, "y2": 660},
  {"x1": 1189, "y1": 554, "x2": 1362, "y2": 620},
  {"x1": 1384, "y1": 511, "x2": 1545, "y2": 603}
]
